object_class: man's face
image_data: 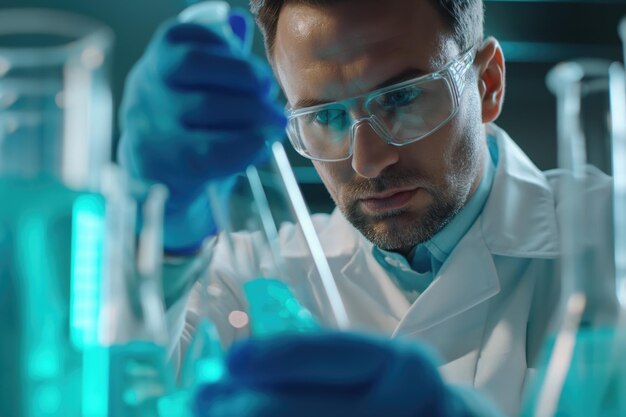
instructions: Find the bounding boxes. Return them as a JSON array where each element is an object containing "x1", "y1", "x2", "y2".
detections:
[{"x1": 273, "y1": 0, "x2": 487, "y2": 255}]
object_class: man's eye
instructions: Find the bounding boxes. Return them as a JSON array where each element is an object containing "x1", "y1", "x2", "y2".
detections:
[
  {"x1": 311, "y1": 109, "x2": 348, "y2": 129},
  {"x1": 379, "y1": 87, "x2": 423, "y2": 109}
]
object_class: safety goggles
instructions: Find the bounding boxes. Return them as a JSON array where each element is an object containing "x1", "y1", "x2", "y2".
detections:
[{"x1": 285, "y1": 48, "x2": 475, "y2": 162}]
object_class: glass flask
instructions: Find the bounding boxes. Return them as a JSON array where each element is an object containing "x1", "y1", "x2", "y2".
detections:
[
  {"x1": 521, "y1": 59, "x2": 626, "y2": 417},
  {"x1": 205, "y1": 141, "x2": 349, "y2": 343},
  {"x1": 156, "y1": 140, "x2": 352, "y2": 416},
  {"x1": 0, "y1": 8, "x2": 113, "y2": 417}
]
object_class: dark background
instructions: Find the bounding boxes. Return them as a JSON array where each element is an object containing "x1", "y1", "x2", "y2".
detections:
[{"x1": 2, "y1": 0, "x2": 625, "y2": 212}]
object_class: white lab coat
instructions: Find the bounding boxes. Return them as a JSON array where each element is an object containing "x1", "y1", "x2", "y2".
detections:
[{"x1": 164, "y1": 124, "x2": 615, "y2": 416}]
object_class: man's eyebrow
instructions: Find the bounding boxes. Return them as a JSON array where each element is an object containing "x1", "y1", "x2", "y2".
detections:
[
  {"x1": 293, "y1": 97, "x2": 331, "y2": 109},
  {"x1": 373, "y1": 68, "x2": 427, "y2": 90},
  {"x1": 292, "y1": 68, "x2": 427, "y2": 110}
]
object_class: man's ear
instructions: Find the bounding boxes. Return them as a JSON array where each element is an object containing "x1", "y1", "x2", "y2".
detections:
[{"x1": 474, "y1": 37, "x2": 505, "y2": 123}]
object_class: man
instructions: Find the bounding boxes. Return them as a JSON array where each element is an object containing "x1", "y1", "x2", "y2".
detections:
[{"x1": 118, "y1": 0, "x2": 613, "y2": 416}]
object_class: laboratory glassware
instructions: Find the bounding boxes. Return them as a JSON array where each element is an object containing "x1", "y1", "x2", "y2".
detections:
[
  {"x1": 521, "y1": 59, "x2": 626, "y2": 417},
  {"x1": 618, "y1": 17, "x2": 626, "y2": 309},
  {"x1": 100, "y1": 167, "x2": 175, "y2": 417},
  {"x1": 180, "y1": 0, "x2": 348, "y2": 343},
  {"x1": 159, "y1": 141, "x2": 352, "y2": 415},
  {"x1": 155, "y1": 6, "x2": 349, "y2": 416},
  {"x1": 0, "y1": 8, "x2": 113, "y2": 188},
  {"x1": 206, "y1": 141, "x2": 349, "y2": 343},
  {"x1": 0, "y1": 8, "x2": 113, "y2": 417},
  {"x1": 621, "y1": 17, "x2": 626, "y2": 72}
]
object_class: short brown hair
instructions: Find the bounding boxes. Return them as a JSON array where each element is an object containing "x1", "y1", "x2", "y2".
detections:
[{"x1": 250, "y1": 0, "x2": 484, "y2": 60}]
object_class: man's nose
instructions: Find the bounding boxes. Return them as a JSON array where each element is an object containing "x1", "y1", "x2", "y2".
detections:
[{"x1": 350, "y1": 120, "x2": 400, "y2": 179}]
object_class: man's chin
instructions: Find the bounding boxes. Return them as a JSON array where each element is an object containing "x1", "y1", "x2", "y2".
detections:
[
  {"x1": 346, "y1": 203, "x2": 455, "y2": 252},
  {"x1": 350, "y1": 211, "x2": 427, "y2": 250}
]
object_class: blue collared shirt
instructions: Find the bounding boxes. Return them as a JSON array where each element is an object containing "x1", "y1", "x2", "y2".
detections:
[{"x1": 372, "y1": 135, "x2": 499, "y2": 303}]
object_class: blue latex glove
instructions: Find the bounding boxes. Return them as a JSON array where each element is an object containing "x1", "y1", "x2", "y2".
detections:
[
  {"x1": 193, "y1": 332, "x2": 505, "y2": 417},
  {"x1": 117, "y1": 11, "x2": 286, "y2": 253}
]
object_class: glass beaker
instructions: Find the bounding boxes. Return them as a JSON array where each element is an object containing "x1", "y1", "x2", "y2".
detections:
[
  {"x1": 99, "y1": 166, "x2": 174, "y2": 417},
  {"x1": 521, "y1": 59, "x2": 626, "y2": 417},
  {"x1": 0, "y1": 9, "x2": 113, "y2": 417},
  {"x1": 0, "y1": 8, "x2": 113, "y2": 188}
]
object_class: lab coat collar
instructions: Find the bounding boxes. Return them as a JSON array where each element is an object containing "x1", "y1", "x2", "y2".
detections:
[
  {"x1": 392, "y1": 216, "x2": 500, "y2": 335},
  {"x1": 480, "y1": 124, "x2": 559, "y2": 258}
]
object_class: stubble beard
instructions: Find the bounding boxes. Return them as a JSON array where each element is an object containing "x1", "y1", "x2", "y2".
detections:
[{"x1": 338, "y1": 137, "x2": 479, "y2": 253}]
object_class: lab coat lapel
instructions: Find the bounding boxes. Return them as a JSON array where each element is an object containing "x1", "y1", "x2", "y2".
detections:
[
  {"x1": 481, "y1": 124, "x2": 559, "y2": 258},
  {"x1": 317, "y1": 246, "x2": 411, "y2": 333},
  {"x1": 390, "y1": 221, "x2": 500, "y2": 385},
  {"x1": 392, "y1": 218, "x2": 500, "y2": 338}
]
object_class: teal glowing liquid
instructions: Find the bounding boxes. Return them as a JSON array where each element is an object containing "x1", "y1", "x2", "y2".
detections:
[
  {"x1": 521, "y1": 327, "x2": 626, "y2": 417},
  {"x1": 108, "y1": 341, "x2": 174, "y2": 417},
  {"x1": 156, "y1": 279, "x2": 320, "y2": 417},
  {"x1": 243, "y1": 278, "x2": 320, "y2": 337},
  {"x1": 0, "y1": 177, "x2": 180, "y2": 417},
  {"x1": 0, "y1": 176, "x2": 107, "y2": 417}
]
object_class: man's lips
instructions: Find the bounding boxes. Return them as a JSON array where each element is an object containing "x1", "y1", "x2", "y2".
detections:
[{"x1": 359, "y1": 187, "x2": 419, "y2": 213}]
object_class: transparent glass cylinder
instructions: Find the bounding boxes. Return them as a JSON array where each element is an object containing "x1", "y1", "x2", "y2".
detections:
[
  {"x1": 618, "y1": 16, "x2": 626, "y2": 69},
  {"x1": 619, "y1": 17, "x2": 626, "y2": 307},
  {"x1": 547, "y1": 60, "x2": 621, "y2": 326},
  {"x1": 521, "y1": 59, "x2": 626, "y2": 417},
  {"x1": 0, "y1": 9, "x2": 114, "y2": 417},
  {"x1": 100, "y1": 167, "x2": 174, "y2": 417}
]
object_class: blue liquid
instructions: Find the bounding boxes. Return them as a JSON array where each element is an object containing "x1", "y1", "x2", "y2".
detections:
[
  {"x1": 521, "y1": 327, "x2": 626, "y2": 417},
  {"x1": 0, "y1": 176, "x2": 106, "y2": 417},
  {"x1": 243, "y1": 278, "x2": 320, "y2": 337}
]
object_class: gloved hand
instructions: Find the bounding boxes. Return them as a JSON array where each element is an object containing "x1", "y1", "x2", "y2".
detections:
[
  {"x1": 193, "y1": 332, "x2": 505, "y2": 417},
  {"x1": 117, "y1": 10, "x2": 286, "y2": 253}
]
